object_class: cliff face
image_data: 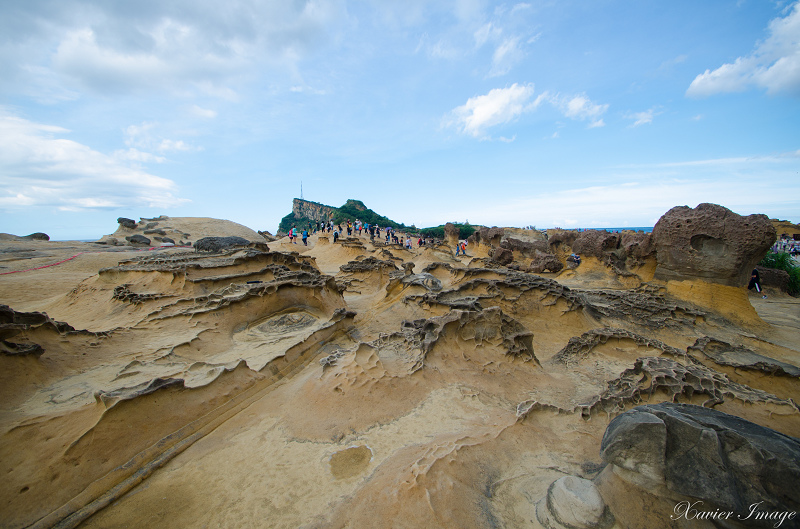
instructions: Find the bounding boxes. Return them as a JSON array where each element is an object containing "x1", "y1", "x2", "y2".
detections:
[{"x1": 292, "y1": 199, "x2": 338, "y2": 222}]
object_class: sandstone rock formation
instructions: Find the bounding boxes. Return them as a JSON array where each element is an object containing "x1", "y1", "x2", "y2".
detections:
[
  {"x1": 651, "y1": 203, "x2": 776, "y2": 286},
  {"x1": 0, "y1": 205, "x2": 796, "y2": 529}
]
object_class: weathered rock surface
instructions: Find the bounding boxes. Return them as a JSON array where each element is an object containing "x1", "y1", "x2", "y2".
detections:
[
  {"x1": 125, "y1": 234, "x2": 151, "y2": 246},
  {"x1": 756, "y1": 265, "x2": 791, "y2": 292},
  {"x1": 117, "y1": 217, "x2": 137, "y2": 229},
  {"x1": 601, "y1": 403, "x2": 800, "y2": 517},
  {"x1": 651, "y1": 203, "x2": 776, "y2": 286},
  {"x1": 528, "y1": 252, "x2": 563, "y2": 273},
  {"x1": 194, "y1": 236, "x2": 251, "y2": 252},
  {"x1": 535, "y1": 476, "x2": 616, "y2": 529},
  {"x1": 443, "y1": 222, "x2": 459, "y2": 247}
]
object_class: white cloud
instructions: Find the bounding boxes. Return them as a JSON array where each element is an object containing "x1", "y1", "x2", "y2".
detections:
[
  {"x1": 687, "y1": 2, "x2": 800, "y2": 97},
  {"x1": 1, "y1": 1, "x2": 350, "y2": 98},
  {"x1": 190, "y1": 105, "x2": 217, "y2": 119},
  {"x1": 447, "y1": 83, "x2": 537, "y2": 139},
  {"x1": 488, "y1": 36, "x2": 524, "y2": 77},
  {"x1": 625, "y1": 108, "x2": 659, "y2": 127},
  {"x1": 0, "y1": 110, "x2": 187, "y2": 211},
  {"x1": 551, "y1": 93, "x2": 608, "y2": 127},
  {"x1": 448, "y1": 86, "x2": 609, "y2": 138},
  {"x1": 124, "y1": 122, "x2": 201, "y2": 154}
]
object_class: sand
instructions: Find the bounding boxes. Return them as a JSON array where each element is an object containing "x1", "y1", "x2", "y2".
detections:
[{"x1": 1, "y1": 222, "x2": 798, "y2": 529}]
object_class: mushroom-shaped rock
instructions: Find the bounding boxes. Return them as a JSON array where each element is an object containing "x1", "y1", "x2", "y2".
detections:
[{"x1": 651, "y1": 203, "x2": 776, "y2": 286}]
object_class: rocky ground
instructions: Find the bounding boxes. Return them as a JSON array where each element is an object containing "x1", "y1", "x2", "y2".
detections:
[{"x1": 1, "y1": 206, "x2": 798, "y2": 529}]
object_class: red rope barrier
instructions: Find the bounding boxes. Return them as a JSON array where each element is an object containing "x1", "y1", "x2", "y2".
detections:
[{"x1": 0, "y1": 245, "x2": 193, "y2": 276}]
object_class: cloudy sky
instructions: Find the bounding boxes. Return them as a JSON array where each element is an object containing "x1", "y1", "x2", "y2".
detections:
[{"x1": 1, "y1": 0, "x2": 799, "y2": 239}]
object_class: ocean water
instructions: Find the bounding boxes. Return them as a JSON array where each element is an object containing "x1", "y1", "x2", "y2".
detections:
[{"x1": 568, "y1": 227, "x2": 653, "y2": 233}]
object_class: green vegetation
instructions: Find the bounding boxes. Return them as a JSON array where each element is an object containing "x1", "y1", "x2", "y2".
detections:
[
  {"x1": 278, "y1": 199, "x2": 406, "y2": 235},
  {"x1": 419, "y1": 223, "x2": 476, "y2": 240},
  {"x1": 277, "y1": 212, "x2": 314, "y2": 235},
  {"x1": 332, "y1": 200, "x2": 406, "y2": 230},
  {"x1": 758, "y1": 251, "x2": 800, "y2": 296}
]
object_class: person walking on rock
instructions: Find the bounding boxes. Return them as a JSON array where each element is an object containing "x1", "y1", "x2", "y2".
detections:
[
  {"x1": 748, "y1": 268, "x2": 766, "y2": 298},
  {"x1": 302, "y1": 229, "x2": 308, "y2": 246}
]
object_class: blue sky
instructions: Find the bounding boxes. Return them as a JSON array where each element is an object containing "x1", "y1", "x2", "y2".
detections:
[{"x1": 1, "y1": 0, "x2": 799, "y2": 239}]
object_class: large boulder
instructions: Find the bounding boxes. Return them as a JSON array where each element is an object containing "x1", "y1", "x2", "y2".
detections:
[
  {"x1": 600, "y1": 403, "x2": 800, "y2": 516},
  {"x1": 125, "y1": 234, "x2": 151, "y2": 246},
  {"x1": 528, "y1": 253, "x2": 563, "y2": 273},
  {"x1": 756, "y1": 265, "x2": 791, "y2": 293},
  {"x1": 572, "y1": 230, "x2": 621, "y2": 260},
  {"x1": 194, "y1": 236, "x2": 251, "y2": 252},
  {"x1": 117, "y1": 217, "x2": 137, "y2": 230},
  {"x1": 491, "y1": 247, "x2": 513, "y2": 266},
  {"x1": 651, "y1": 203, "x2": 775, "y2": 286}
]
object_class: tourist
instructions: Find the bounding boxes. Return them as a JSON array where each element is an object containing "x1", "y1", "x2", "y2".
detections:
[
  {"x1": 302, "y1": 229, "x2": 308, "y2": 246},
  {"x1": 333, "y1": 229, "x2": 339, "y2": 243},
  {"x1": 748, "y1": 268, "x2": 766, "y2": 298}
]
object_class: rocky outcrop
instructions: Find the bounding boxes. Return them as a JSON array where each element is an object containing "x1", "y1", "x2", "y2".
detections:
[
  {"x1": 468, "y1": 227, "x2": 505, "y2": 248},
  {"x1": 527, "y1": 253, "x2": 563, "y2": 273},
  {"x1": 491, "y1": 247, "x2": 513, "y2": 266},
  {"x1": 117, "y1": 217, "x2": 137, "y2": 229},
  {"x1": 21, "y1": 232, "x2": 50, "y2": 241},
  {"x1": 600, "y1": 403, "x2": 800, "y2": 518},
  {"x1": 572, "y1": 230, "x2": 621, "y2": 260},
  {"x1": 756, "y1": 265, "x2": 791, "y2": 292},
  {"x1": 125, "y1": 234, "x2": 151, "y2": 246},
  {"x1": 194, "y1": 236, "x2": 251, "y2": 252},
  {"x1": 292, "y1": 198, "x2": 338, "y2": 223},
  {"x1": 443, "y1": 223, "x2": 459, "y2": 247},
  {"x1": 651, "y1": 203, "x2": 776, "y2": 286}
]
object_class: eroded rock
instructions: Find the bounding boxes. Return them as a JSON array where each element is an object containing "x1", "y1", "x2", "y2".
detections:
[
  {"x1": 651, "y1": 203, "x2": 776, "y2": 286},
  {"x1": 600, "y1": 403, "x2": 800, "y2": 516}
]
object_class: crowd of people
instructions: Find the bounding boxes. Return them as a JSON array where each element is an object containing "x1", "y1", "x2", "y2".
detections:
[
  {"x1": 285, "y1": 219, "x2": 448, "y2": 251},
  {"x1": 772, "y1": 236, "x2": 800, "y2": 256}
]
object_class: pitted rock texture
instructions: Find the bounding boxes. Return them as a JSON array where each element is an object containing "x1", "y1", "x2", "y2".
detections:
[
  {"x1": 528, "y1": 253, "x2": 563, "y2": 273},
  {"x1": 553, "y1": 328, "x2": 685, "y2": 366},
  {"x1": 600, "y1": 403, "x2": 800, "y2": 516},
  {"x1": 572, "y1": 230, "x2": 621, "y2": 260},
  {"x1": 409, "y1": 269, "x2": 589, "y2": 314},
  {"x1": 576, "y1": 285, "x2": 706, "y2": 328},
  {"x1": 467, "y1": 227, "x2": 505, "y2": 248},
  {"x1": 688, "y1": 337, "x2": 800, "y2": 377},
  {"x1": 339, "y1": 256, "x2": 399, "y2": 273},
  {"x1": 491, "y1": 247, "x2": 513, "y2": 265},
  {"x1": 651, "y1": 203, "x2": 776, "y2": 286},
  {"x1": 394, "y1": 307, "x2": 537, "y2": 367}
]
